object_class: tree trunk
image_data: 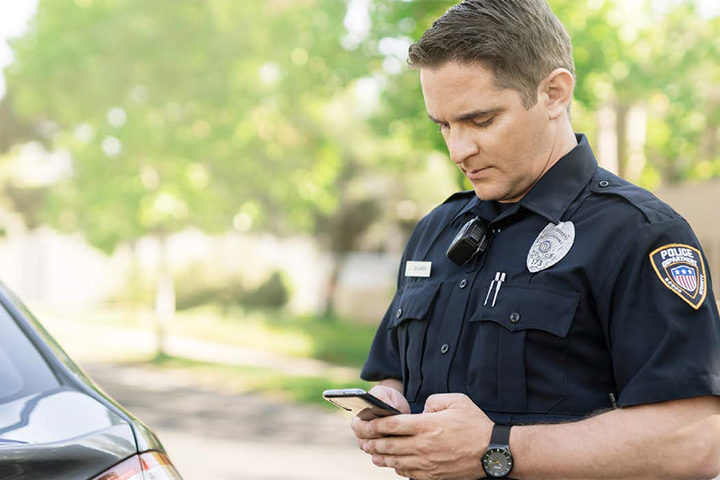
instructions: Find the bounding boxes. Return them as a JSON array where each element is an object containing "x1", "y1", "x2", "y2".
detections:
[
  {"x1": 615, "y1": 102, "x2": 630, "y2": 179},
  {"x1": 154, "y1": 234, "x2": 175, "y2": 358},
  {"x1": 321, "y1": 250, "x2": 346, "y2": 320}
]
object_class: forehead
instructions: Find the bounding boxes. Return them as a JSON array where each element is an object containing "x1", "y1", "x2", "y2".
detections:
[{"x1": 420, "y1": 61, "x2": 519, "y2": 118}]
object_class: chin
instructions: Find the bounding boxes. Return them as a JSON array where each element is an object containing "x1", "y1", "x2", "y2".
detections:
[{"x1": 471, "y1": 186, "x2": 503, "y2": 202}]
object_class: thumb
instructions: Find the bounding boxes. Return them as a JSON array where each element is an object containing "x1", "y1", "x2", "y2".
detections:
[{"x1": 423, "y1": 393, "x2": 470, "y2": 413}]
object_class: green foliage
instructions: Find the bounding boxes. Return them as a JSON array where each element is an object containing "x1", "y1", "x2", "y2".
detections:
[
  {"x1": 242, "y1": 271, "x2": 290, "y2": 311},
  {"x1": 174, "y1": 267, "x2": 289, "y2": 312},
  {"x1": 4, "y1": 0, "x2": 719, "y2": 250},
  {"x1": 171, "y1": 307, "x2": 378, "y2": 368},
  {"x1": 4, "y1": 0, "x2": 380, "y2": 252},
  {"x1": 149, "y1": 354, "x2": 373, "y2": 407},
  {"x1": 173, "y1": 268, "x2": 243, "y2": 312}
]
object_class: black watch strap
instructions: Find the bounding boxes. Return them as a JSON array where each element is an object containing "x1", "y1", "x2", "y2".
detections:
[{"x1": 490, "y1": 424, "x2": 512, "y2": 446}]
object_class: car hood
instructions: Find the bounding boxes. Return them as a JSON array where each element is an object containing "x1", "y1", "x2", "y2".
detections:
[{"x1": 0, "y1": 387, "x2": 136, "y2": 480}]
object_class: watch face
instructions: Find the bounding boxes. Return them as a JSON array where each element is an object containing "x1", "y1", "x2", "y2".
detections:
[{"x1": 482, "y1": 448, "x2": 513, "y2": 477}]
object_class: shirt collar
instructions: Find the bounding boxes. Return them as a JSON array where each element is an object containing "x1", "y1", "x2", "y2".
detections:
[
  {"x1": 450, "y1": 134, "x2": 598, "y2": 225},
  {"x1": 518, "y1": 133, "x2": 597, "y2": 224}
]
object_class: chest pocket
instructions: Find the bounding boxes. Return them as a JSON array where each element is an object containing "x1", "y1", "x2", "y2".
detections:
[
  {"x1": 387, "y1": 281, "x2": 441, "y2": 403},
  {"x1": 466, "y1": 283, "x2": 580, "y2": 413}
]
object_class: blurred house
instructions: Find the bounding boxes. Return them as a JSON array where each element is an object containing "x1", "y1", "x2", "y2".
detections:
[
  {"x1": 0, "y1": 225, "x2": 400, "y2": 323},
  {"x1": 0, "y1": 227, "x2": 127, "y2": 307}
]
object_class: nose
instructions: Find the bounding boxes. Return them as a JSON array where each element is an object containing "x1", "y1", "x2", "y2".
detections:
[{"x1": 446, "y1": 127, "x2": 479, "y2": 166}]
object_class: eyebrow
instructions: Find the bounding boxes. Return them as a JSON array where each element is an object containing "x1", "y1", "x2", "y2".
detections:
[{"x1": 427, "y1": 107, "x2": 505, "y2": 124}]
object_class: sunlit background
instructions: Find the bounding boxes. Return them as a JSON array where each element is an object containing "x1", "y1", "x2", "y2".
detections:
[{"x1": 1, "y1": 1, "x2": 719, "y2": 478}]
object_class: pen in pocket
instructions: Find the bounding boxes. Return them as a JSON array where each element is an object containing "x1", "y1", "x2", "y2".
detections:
[
  {"x1": 492, "y1": 272, "x2": 506, "y2": 307},
  {"x1": 484, "y1": 272, "x2": 506, "y2": 307}
]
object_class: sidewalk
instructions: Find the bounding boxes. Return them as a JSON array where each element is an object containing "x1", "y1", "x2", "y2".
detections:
[{"x1": 85, "y1": 362, "x2": 398, "y2": 480}]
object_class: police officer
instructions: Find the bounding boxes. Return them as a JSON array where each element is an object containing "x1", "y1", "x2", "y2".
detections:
[{"x1": 350, "y1": 1, "x2": 720, "y2": 479}]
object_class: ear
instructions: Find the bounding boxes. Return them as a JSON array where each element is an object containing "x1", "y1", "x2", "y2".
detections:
[{"x1": 539, "y1": 68, "x2": 574, "y2": 120}]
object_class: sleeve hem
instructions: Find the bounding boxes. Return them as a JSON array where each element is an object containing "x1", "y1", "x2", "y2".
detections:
[
  {"x1": 360, "y1": 369, "x2": 402, "y2": 383},
  {"x1": 616, "y1": 374, "x2": 720, "y2": 408}
]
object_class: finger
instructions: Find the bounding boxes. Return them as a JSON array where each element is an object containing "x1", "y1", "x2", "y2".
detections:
[
  {"x1": 394, "y1": 468, "x2": 417, "y2": 479},
  {"x1": 369, "y1": 414, "x2": 423, "y2": 436},
  {"x1": 369, "y1": 384, "x2": 411, "y2": 414},
  {"x1": 423, "y1": 393, "x2": 470, "y2": 413},
  {"x1": 371, "y1": 454, "x2": 422, "y2": 471},
  {"x1": 368, "y1": 385, "x2": 395, "y2": 404},
  {"x1": 371, "y1": 454, "x2": 397, "y2": 468},
  {"x1": 363, "y1": 436, "x2": 418, "y2": 456},
  {"x1": 351, "y1": 416, "x2": 384, "y2": 439}
]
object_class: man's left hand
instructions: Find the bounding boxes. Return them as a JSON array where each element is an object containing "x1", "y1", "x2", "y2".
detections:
[{"x1": 357, "y1": 393, "x2": 493, "y2": 479}]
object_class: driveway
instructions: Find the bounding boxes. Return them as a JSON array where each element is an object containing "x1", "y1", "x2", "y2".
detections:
[{"x1": 85, "y1": 362, "x2": 399, "y2": 480}]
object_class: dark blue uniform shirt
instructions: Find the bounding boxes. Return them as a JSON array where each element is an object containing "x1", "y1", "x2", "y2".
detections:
[{"x1": 361, "y1": 134, "x2": 720, "y2": 426}]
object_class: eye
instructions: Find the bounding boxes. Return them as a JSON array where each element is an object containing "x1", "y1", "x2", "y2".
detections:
[
  {"x1": 472, "y1": 117, "x2": 495, "y2": 128},
  {"x1": 437, "y1": 122, "x2": 450, "y2": 133}
]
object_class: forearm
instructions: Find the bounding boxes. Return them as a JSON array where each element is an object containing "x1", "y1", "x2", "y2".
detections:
[{"x1": 510, "y1": 396, "x2": 720, "y2": 480}]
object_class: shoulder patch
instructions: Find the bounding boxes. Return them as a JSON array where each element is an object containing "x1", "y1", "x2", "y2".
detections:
[{"x1": 649, "y1": 244, "x2": 707, "y2": 310}]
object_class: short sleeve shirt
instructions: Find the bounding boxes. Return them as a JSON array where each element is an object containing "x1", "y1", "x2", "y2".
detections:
[{"x1": 361, "y1": 134, "x2": 720, "y2": 425}]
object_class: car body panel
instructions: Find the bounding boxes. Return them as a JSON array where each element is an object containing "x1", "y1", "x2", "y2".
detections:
[
  {"x1": 0, "y1": 423, "x2": 135, "y2": 480},
  {"x1": 0, "y1": 281, "x2": 169, "y2": 479}
]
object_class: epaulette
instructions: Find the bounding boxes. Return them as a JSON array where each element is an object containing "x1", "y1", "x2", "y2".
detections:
[
  {"x1": 442, "y1": 190, "x2": 475, "y2": 205},
  {"x1": 590, "y1": 169, "x2": 679, "y2": 225}
]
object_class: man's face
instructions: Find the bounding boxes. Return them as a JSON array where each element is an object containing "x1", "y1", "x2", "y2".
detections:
[{"x1": 420, "y1": 61, "x2": 555, "y2": 203}]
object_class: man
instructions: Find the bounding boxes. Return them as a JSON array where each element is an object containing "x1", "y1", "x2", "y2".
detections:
[{"x1": 351, "y1": 1, "x2": 720, "y2": 479}]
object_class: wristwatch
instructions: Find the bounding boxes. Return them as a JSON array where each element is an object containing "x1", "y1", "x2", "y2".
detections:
[{"x1": 481, "y1": 424, "x2": 514, "y2": 478}]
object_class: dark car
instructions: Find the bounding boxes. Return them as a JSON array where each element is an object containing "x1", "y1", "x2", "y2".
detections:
[{"x1": 0, "y1": 281, "x2": 183, "y2": 480}]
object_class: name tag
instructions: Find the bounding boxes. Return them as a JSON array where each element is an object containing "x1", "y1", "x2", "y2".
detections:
[{"x1": 405, "y1": 261, "x2": 432, "y2": 278}]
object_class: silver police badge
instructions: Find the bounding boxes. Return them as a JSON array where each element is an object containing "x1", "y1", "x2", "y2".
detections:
[{"x1": 527, "y1": 221, "x2": 575, "y2": 273}]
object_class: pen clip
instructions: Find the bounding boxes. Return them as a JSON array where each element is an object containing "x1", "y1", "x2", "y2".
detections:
[
  {"x1": 491, "y1": 272, "x2": 506, "y2": 307},
  {"x1": 484, "y1": 272, "x2": 501, "y2": 306}
]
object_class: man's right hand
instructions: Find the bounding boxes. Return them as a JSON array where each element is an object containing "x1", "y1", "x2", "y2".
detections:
[{"x1": 351, "y1": 382, "x2": 411, "y2": 443}]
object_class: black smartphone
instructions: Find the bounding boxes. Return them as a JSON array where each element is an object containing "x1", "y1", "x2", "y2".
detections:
[{"x1": 322, "y1": 388, "x2": 401, "y2": 420}]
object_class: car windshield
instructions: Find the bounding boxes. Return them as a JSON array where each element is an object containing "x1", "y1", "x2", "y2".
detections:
[{"x1": 0, "y1": 304, "x2": 60, "y2": 404}]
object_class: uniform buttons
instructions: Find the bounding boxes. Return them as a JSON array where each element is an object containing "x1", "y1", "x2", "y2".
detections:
[
  {"x1": 459, "y1": 279, "x2": 468, "y2": 289},
  {"x1": 396, "y1": 308, "x2": 402, "y2": 318},
  {"x1": 440, "y1": 343, "x2": 450, "y2": 354},
  {"x1": 492, "y1": 228, "x2": 502, "y2": 235},
  {"x1": 598, "y1": 180, "x2": 610, "y2": 188},
  {"x1": 509, "y1": 312, "x2": 521, "y2": 323}
]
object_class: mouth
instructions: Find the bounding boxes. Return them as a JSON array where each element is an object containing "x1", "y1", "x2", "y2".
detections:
[{"x1": 462, "y1": 166, "x2": 490, "y2": 180}]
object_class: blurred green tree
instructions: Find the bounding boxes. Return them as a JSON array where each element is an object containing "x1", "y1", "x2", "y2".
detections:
[{"x1": 3, "y1": 0, "x2": 389, "y2": 346}]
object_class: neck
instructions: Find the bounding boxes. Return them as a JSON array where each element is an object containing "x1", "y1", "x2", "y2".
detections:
[
  {"x1": 547, "y1": 119, "x2": 578, "y2": 170},
  {"x1": 533, "y1": 120, "x2": 578, "y2": 185}
]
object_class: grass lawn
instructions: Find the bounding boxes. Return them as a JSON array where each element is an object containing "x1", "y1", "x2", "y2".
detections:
[
  {"x1": 34, "y1": 303, "x2": 382, "y2": 408},
  {"x1": 170, "y1": 305, "x2": 379, "y2": 368},
  {"x1": 36, "y1": 303, "x2": 379, "y2": 368},
  {"x1": 149, "y1": 353, "x2": 375, "y2": 408}
]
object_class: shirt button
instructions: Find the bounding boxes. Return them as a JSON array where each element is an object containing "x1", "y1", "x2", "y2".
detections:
[
  {"x1": 492, "y1": 228, "x2": 501, "y2": 235},
  {"x1": 459, "y1": 279, "x2": 468, "y2": 289},
  {"x1": 440, "y1": 344, "x2": 450, "y2": 354},
  {"x1": 509, "y1": 312, "x2": 521, "y2": 323},
  {"x1": 599, "y1": 180, "x2": 610, "y2": 188},
  {"x1": 396, "y1": 308, "x2": 402, "y2": 318}
]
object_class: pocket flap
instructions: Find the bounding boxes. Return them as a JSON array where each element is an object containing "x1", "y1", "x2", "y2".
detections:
[
  {"x1": 387, "y1": 281, "x2": 442, "y2": 330},
  {"x1": 469, "y1": 284, "x2": 580, "y2": 337}
]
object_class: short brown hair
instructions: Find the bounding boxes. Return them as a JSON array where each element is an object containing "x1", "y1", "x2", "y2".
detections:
[{"x1": 408, "y1": 0, "x2": 575, "y2": 109}]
